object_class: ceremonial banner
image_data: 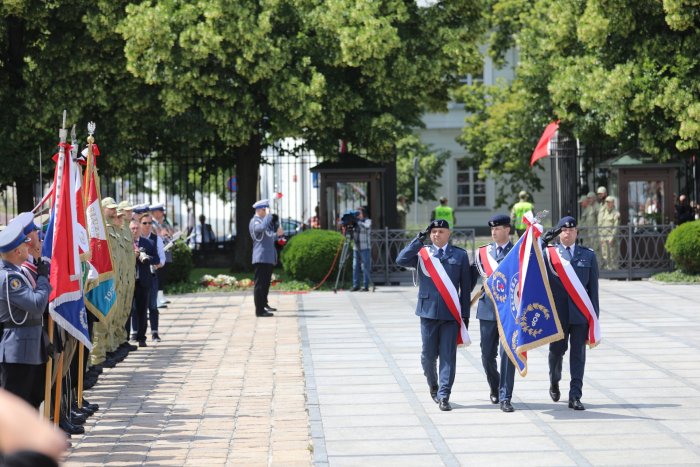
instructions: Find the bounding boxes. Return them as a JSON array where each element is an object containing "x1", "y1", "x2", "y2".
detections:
[
  {"x1": 83, "y1": 140, "x2": 117, "y2": 321},
  {"x1": 484, "y1": 213, "x2": 562, "y2": 375},
  {"x1": 42, "y1": 142, "x2": 92, "y2": 350}
]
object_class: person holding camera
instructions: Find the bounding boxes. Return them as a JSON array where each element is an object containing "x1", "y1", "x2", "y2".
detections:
[
  {"x1": 351, "y1": 207, "x2": 372, "y2": 292},
  {"x1": 0, "y1": 218, "x2": 51, "y2": 409},
  {"x1": 250, "y1": 199, "x2": 284, "y2": 317},
  {"x1": 395, "y1": 219, "x2": 477, "y2": 411}
]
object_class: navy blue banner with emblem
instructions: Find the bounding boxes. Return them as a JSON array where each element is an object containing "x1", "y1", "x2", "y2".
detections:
[{"x1": 484, "y1": 226, "x2": 563, "y2": 376}]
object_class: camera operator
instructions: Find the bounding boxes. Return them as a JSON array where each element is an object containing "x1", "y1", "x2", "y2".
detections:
[{"x1": 351, "y1": 207, "x2": 372, "y2": 292}]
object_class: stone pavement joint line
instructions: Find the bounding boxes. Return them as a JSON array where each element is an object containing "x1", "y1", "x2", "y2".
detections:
[{"x1": 63, "y1": 292, "x2": 312, "y2": 467}]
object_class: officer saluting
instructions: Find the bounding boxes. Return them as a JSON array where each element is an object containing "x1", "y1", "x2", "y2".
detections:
[
  {"x1": 249, "y1": 199, "x2": 283, "y2": 317},
  {"x1": 0, "y1": 218, "x2": 51, "y2": 409},
  {"x1": 475, "y1": 214, "x2": 518, "y2": 412},
  {"x1": 396, "y1": 219, "x2": 476, "y2": 411},
  {"x1": 544, "y1": 216, "x2": 601, "y2": 411}
]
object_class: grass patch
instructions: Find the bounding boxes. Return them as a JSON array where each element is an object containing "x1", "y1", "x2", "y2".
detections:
[
  {"x1": 651, "y1": 270, "x2": 700, "y2": 283},
  {"x1": 165, "y1": 266, "x2": 346, "y2": 295}
]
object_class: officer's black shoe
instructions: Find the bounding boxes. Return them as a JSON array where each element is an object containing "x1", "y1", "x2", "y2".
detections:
[
  {"x1": 264, "y1": 305, "x2": 277, "y2": 312},
  {"x1": 70, "y1": 410, "x2": 87, "y2": 425},
  {"x1": 83, "y1": 376, "x2": 97, "y2": 390},
  {"x1": 256, "y1": 311, "x2": 274, "y2": 317},
  {"x1": 489, "y1": 388, "x2": 499, "y2": 404},
  {"x1": 138, "y1": 340, "x2": 148, "y2": 347},
  {"x1": 73, "y1": 402, "x2": 94, "y2": 416},
  {"x1": 500, "y1": 400, "x2": 515, "y2": 412},
  {"x1": 350, "y1": 286, "x2": 360, "y2": 292},
  {"x1": 568, "y1": 398, "x2": 585, "y2": 411},
  {"x1": 101, "y1": 358, "x2": 116, "y2": 368},
  {"x1": 361, "y1": 287, "x2": 369, "y2": 292},
  {"x1": 82, "y1": 399, "x2": 99, "y2": 412},
  {"x1": 152, "y1": 333, "x2": 161, "y2": 342},
  {"x1": 549, "y1": 383, "x2": 561, "y2": 402},
  {"x1": 125, "y1": 342, "x2": 138, "y2": 351},
  {"x1": 88, "y1": 365, "x2": 103, "y2": 374},
  {"x1": 59, "y1": 417, "x2": 85, "y2": 435},
  {"x1": 430, "y1": 385, "x2": 439, "y2": 404},
  {"x1": 438, "y1": 399, "x2": 452, "y2": 411}
]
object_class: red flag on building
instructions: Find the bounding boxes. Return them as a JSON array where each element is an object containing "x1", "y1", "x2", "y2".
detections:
[{"x1": 530, "y1": 121, "x2": 560, "y2": 166}]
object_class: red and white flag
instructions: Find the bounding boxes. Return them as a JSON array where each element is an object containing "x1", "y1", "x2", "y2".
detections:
[{"x1": 530, "y1": 121, "x2": 559, "y2": 166}]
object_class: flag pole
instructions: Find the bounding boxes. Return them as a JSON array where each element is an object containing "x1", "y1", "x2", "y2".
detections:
[
  {"x1": 53, "y1": 353, "x2": 64, "y2": 424},
  {"x1": 43, "y1": 320, "x2": 54, "y2": 420}
]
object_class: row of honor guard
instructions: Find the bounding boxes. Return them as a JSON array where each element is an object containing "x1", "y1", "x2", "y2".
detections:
[
  {"x1": 398, "y1": 212, "x2": 599, "y2": 412},
  {"x1": 0, "y1": 200, "x2": 173, "y2": 437}
]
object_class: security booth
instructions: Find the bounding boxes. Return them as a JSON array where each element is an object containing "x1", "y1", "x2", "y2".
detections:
[
  {"x1": 594, "y1": 150, "x2": 680, "y2": 279},
  {"x1": 310, "y1": 154, "x2": 386, "y2": 229},
  {"x1": 599, "y1": 150, "x2": 681, "y2": 226}
]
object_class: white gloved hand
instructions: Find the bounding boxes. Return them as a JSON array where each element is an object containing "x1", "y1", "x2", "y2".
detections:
[{"x1": 139, "y1": 251, "x2": 150, "y2": 263}]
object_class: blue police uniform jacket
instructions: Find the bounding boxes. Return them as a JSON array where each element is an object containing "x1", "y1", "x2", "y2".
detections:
[
  {"x1": 136, "y1": 236, "x2": 159, "y2": 289},
  {"x1": 396, "y1": 238, "x2": 474, "y2": 321},
  {"x1": 544, "y1": 244, "x2": 600, "y2": 327},
  {"x1": 0, "y1": 260, "x2": 51, "y2": 365},
  {"x1": 476, "y1": 242, "x2": 513, "y2": 321},
  {"x1": 249, "y1": 214, "x2": 278, "y2": 265}
]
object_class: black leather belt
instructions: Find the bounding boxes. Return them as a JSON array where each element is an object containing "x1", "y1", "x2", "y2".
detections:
[{"x1": 2, "y1": 318, "x2": 42, "y2": 328}]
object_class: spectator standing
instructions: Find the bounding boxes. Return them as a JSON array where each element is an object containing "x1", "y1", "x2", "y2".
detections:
[
  {"x1": 249, "y1": 199, "x2": 284, "y2": 317},
  {"x1": 511, "y1": 191, "x2": 534, "y2": 237},
  {"x1": 351, "y1": 207, "x2": 372, "y2": 292},
  {"x1": 598, "y1": 196, "x2": 620, "y2": 270},
  {"x1": 396, "y1": 195, "x2": 408, "y2": 230},
  {"x1": 431, "y1": 197, "x2": 456, "y2": 228},
  {"x1": 675, "y1": 194, "x2": 694, "y2": 225}
]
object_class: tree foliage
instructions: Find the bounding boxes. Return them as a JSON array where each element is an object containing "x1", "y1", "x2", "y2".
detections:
[
  {"x1": 460, "y1": 0, "x2": 700, "y2": 206},
  {"x1": 396, "y1": 133, "x2": 450, "y2": 203}
]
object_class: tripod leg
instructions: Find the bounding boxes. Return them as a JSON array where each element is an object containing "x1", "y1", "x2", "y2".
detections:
[{"x1": 334, "y1": 239, "x2": 351, "y2": 292}]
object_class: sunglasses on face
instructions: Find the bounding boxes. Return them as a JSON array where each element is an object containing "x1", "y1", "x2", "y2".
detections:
[{"x1": 141, "y1": 222, "x2": 152, "y2": 225}]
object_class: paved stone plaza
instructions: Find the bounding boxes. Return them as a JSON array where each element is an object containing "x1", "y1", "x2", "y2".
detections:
[{"x1": 65, "y1": 280, "x2": 700, "y2": 466}]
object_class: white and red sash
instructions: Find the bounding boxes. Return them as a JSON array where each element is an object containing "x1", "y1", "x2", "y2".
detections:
[
  {"x1": 547, "y1": 246, "x2": 601, "y2": 348},
  {"x1": 418, "y1": 247, "x2": 470, "y2": 346},
  {"x1": 477, "y1": 245, "x2": 499, "y2": 277}
]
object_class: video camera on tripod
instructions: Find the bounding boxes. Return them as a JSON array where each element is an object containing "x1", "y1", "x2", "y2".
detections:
[{"x1": 340, "y1": 209, "x2": 359, "y2": 236}]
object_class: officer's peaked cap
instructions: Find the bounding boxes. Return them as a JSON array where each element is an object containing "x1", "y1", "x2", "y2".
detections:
[
  {"x1": 252, "y1": 199, "x2": 270, "y2": 209},
  {"x1": 0, "y1": 221, "x2": 31, "y2": 253},
  {"x1": 12, "y1": 212, "x2": 40, "y2": 236},
  {"x1": 556, "y1": 216, "x2": 577, "y2": 229},
  {"x1": 149, "y1": 203, "x2": 165, "y2": 211},
  {"x1": 429, "y1": 219, "x2": 450, "y2": 230},
  {"x1": 132, "y1": 203, "x2": 150, "y2": 214},
  {"x1": 488, "y1": 214, "x2": 511, "y2": 227}
]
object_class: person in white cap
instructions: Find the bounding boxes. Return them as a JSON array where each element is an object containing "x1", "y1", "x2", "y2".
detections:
[
  {"x1": 0, "y1": 220, "x2": 51, "y2": 409},
  {"x1": 249, "y1": 199, "x2": 283, "y2": 317}
]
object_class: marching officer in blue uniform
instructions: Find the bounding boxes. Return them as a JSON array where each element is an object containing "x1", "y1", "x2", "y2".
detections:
[
  {"x1": 475, "y1": 214, "x2": 517, "y2": 412},
  {"x1": 0, "y1": 220, "x2": 51, "y2": 409},
  {"x1": 396, "y1": 219, "x2": 476, "y2": 411},
  {"x1": 544, "y1": 216, "x2": 600, "y2": 411},
  {"x1": 249, "y1": 199, "x2": 283, "y2": 317}
]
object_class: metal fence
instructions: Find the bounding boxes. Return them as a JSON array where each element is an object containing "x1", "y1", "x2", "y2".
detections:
[
  {"x1": 576, "y1": 224, "x2": 674, "y2": 280},
  {"x1": 369, "y1": 228, "x2": 476, "y2": 285},
  {"x1": 366, "y1": 224, "x2": 674, "y2": 284}
]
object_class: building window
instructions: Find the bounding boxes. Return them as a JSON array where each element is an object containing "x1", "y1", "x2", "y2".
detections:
[{"x1": 456, "y1": 159, "x2": 486, "y2": 207}]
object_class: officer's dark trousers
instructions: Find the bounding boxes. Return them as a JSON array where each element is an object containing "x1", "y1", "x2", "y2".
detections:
[
  {"x1": 149, "y1": 273, "x2": 159, "y2": 333},
  {"x1": 480, "y1": 319, "x2": 516, "y2": 401},
  {"x1": 549, "y1": 324, "x2": 588, "y2": 399},
  {"x1": 253, "y1": 263, "x2": 274, "y2": 313},
  {"x1": 132, "y1": 283, "x2": 151, "y2": 342},
  {"x1": 0, "y1": 362, "x2": 45, "y2": 409},
  {"x1": 420, "y1": 318, "x2": 458, "y2": 400}
]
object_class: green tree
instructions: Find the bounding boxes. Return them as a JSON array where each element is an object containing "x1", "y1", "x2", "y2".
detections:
[
  {"x1": 396, "y1": 133, "x2": 450, "y2": 203},
  {"x1": 117, "y1": 0, "x2": 485, "y2": 269},
  {"x1": 460, "y1": 0, "x2": 700, "y2": 206}
]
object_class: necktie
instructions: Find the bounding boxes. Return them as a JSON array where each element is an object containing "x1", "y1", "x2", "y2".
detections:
[
  {"x1": 565, "y1": 246, "x2": 572, "y2": 260},
  {"x1": 436, "y1": 248, "x2": 444, "y2": 259},
  {"x1": 496, "y1": 246, "x2": 503, "y2": 257}
]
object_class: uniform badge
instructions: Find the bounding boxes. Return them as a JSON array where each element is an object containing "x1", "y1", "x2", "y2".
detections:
[{"x1": 9, "y1": 277, "x2": 22, "y2": 290}]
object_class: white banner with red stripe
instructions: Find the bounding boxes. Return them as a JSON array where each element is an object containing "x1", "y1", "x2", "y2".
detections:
[
  {"x1": 477, "y1": 245, "x2": 499, "y2": 277},
  {"x1": 547, "y1": 246, "x2": 601, "y2": 348},
  {"x1": 418, "y1": 247, "x2": 470, "y2": 346}
]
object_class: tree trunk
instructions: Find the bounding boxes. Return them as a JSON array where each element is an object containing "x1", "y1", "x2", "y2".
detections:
[
  {"x1": 15, "y1": 176, "x2": 35, "y2": 213},
  {"x1": 232, "y1": 136, "x2": 262, "y2": 271},
  {"x1": 383, "y1": 156, "x2": 399, "y2": 229}
]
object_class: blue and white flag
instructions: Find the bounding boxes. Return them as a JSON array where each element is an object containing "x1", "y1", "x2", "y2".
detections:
[{"x1": 484, "y1": 212, "x2": 562, "y2": 376}]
